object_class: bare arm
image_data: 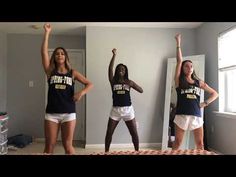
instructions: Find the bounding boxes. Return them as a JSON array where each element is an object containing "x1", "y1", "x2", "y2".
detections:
[
  {"x1": 108, "y1": 48, "x2": 117, "y2": 85},
  {"x1": 41, "y1": 23, "x2": 51, "y2": 77},
  {"x1": 129, "y1": 80, "x2": 143, "y2": 93},
  {"x1": 199, "y1": 80, "x2": 219, "y2": 108},
  {"x1": 174, "y1": 34, "x2": 183, "y2": 88},
  {"x1": 73, "y1": 70, "x2": 94, "y2": 102}
]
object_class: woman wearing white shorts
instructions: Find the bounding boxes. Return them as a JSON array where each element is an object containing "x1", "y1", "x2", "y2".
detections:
[
  {"x1": 173, "y1": 34, "x2": 218, "y2": 150},
  {"x1": 41, "y1": 24, "x2": 93, "y2": 154},
  {"x1": 105, "y1": 48, "x2": 143, "y2": 152}
]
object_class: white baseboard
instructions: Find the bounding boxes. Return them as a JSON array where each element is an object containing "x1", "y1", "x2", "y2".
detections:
[
  {"x1": 34, "y1": 138, "x2": 161, "y2": 150},
  {"x1": 34, "y1": 138, "x2": 84, "y2": 143},
  {"x1": 85, "y1": 143, "x2": 161, "y2": 149},
  {"x1": 34, "y1": 138, "x2": 45, "y2": 143}
]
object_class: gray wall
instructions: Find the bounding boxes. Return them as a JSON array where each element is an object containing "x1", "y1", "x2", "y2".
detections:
[
  {"x1": 196, "y1": 22, "x2": 236, "y2": 154},
  {"x1": 6, "y1": 34, "x2": 85, "y2": 137},
  {"x1": 0, "y1": 32, "x2": 7, "y2": 111},
  {"x1": 86, "y1": 26, "x2": 196, "y2": 145},
  {"x1": 5, "y1": 24, "x2": 236, "y2": 152}
]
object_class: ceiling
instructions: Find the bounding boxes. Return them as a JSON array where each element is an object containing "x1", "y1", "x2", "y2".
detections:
[{"x1": 0, "y1": 22, "x2": 203, "y2": 36}]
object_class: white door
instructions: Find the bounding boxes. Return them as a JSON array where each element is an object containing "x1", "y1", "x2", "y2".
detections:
[
  {"x1": 46, "y1": 49, "x2": 86, "y2": 142},
  {"x1": 162, "y1": 55, "x2": 205, "y2": 150}
]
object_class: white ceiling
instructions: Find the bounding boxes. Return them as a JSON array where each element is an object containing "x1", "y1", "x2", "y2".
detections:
[{"x1": 0, "y1": 22, "x2": 203, "y2": 35}]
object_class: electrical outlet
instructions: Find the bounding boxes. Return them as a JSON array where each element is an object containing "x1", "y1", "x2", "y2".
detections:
[{"x1": 29, "y1": 81, "x2": 34, "y2": 87}]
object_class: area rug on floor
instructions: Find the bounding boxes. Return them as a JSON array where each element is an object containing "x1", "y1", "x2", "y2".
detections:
[{"x1": 91, "y1": 149, "x2": 217, "y2": 155}]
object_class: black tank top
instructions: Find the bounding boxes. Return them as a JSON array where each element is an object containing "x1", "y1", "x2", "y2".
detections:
[
  {"x1": 175, "y1": 80, "x2": 201, "y2": 117},
  {"x1": 46, "y1": 69, "x2": 75, "y2": 113},
  {"x1": 112, "y1": 83, "x2": 131, "y2": 106}
]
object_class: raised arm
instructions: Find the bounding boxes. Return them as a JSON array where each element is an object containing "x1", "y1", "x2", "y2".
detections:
[
  {"x1": 108, "y1": 48, "x2": 117, "y2": 84},
  {"x1": 129, "y1": 80, "x2": 143, "y2": 93},
  {"x1": 41, "y1": 23, "x2": 51, "y2": 77},
  {"x1": 174, "y1": 34, "x2": 183, "y2": 88},
  {"x1": 73, "y1": 70, "x2": 94, "y2": 102},
  {"x1": 199, "y1": 81, "x2": 218, "y2": 108}
]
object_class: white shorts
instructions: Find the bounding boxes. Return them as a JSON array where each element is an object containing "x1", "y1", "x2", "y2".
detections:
[
  {"x1": 174, "y1": 115, "x2": 203, "y2": 131},
  {"x1": 45, "y1": 113, "x2": 76, "y2": 124},
  {"x1": 110, "y1": 106, "x2": 135, "y2": 122}
]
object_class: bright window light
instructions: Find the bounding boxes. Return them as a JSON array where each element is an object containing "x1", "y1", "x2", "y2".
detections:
[{"x1": 218, "y1": 27, "x2": 236, "y2": 113}]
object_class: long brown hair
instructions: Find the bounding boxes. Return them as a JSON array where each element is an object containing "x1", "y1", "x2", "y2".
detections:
[
  {"x1": 48, "y1": 47, "x2": 72, "y2": 74},
  {"x1": 179, "y1": 60, "x2": 200, "y2": 89}
]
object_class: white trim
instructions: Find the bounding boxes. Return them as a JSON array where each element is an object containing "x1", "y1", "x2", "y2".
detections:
[
  {"x1": 218, "y1": 25, "x2": 236, "y2": 37},
  {"x1": 48, "y1": 49, "x2": 84, "y2": 52},
  {"x1": 219, "y1": 65, "x2": 236, "y2": 71},
  {"x1": 83, "y1": 22, "x2": 203, "y2": 28},
  {"x1": 35, "y1": 138, "x2": 161, "y2": 149},
  {"x1": 34, "y1": 138, "x2": 45, "y2": 143},
  {"x1": 213, "y1": 111, "x2": 236, "y2": 119},
  {"x1": 34, "y1": 138, "x2": 85, "y2": 144},
  {"x1": 85, "y1": 143, "x2": 161, "y2": 149}
]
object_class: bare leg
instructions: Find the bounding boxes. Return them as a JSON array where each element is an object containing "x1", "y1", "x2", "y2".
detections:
[
  {"x1": 105, "y1": 118, "x2": 119, "y2": 152},
  {"x1": 172, "y1": 124, "x2": 185, "y2": 150},
  {"x1": 44, "y1": 120, "x2": 60, "y2": 154},
  {"x1": 125, "y1": 118, "x2": 139, "y2": 151},
  {"x1": 193, "y1": 126, "x2": 204, "y2": 150},
  {"x1": 61, "y1": 119, "x2": 76, "y2": 155}
]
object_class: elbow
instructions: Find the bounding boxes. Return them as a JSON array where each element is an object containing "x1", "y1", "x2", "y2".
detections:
[
  {"x1": 140, "y1": 88, "x2": 143, "y2": 93},
  {"x1": 90, "y1": 83, "x2": 94, "y2": 90},
  {"x1": 85, "y1": 82, "x2": 93, "y2": 90},
  {"x1": 212, "y1": 91, "x2": 219, "y2": 100},
  {"x1": 214, "y1": 90, "x2": 219, "y2": 98}
]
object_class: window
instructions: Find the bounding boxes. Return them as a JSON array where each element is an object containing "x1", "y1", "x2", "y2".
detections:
[{"x1": 218, "y1": 27, "x2": 236, "y2": 113}]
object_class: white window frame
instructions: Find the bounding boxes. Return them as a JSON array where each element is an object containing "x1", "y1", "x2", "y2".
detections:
[{"x1": 218, "y1": 26, "x2": 236, "y2": 114}]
